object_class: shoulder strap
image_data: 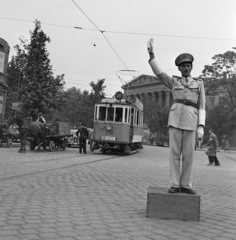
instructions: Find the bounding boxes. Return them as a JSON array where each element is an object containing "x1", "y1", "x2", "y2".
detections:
[{"x1": 173, "y1": 75, "x2": 181, "y2": 80}]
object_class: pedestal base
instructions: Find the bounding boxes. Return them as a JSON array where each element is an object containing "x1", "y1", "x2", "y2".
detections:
[{"x1": 146, "y1": 186, "x2": 200, "y2": 221}]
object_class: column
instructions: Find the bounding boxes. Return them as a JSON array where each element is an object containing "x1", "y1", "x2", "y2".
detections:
[{"x1": 165, "y1": 91, "x2": 170, "y2": 108}]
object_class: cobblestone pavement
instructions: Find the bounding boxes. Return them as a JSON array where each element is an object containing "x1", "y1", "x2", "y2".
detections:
[{"x1": 0, "y1": 144, "x2": 236, "y2": 240}]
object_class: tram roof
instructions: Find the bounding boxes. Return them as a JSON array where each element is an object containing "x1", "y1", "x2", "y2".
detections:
[{"x1": 99, "y1": 98, "x2": 143, "y2": 111}]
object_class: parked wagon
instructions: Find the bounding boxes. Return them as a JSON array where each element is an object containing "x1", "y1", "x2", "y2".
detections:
[
  {"x1": 29, "y1": 121, "x2": 72, "y2": 152},
  {"x1": 67, "y1": 129, "x2": 79, "y2": 148},
  {"x1": 0, "y1": 124, "x2": 20, "y2": 148}
]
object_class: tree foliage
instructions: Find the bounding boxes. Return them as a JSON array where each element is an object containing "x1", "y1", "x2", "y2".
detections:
[
  {"x1": 6, "y1": 20, "x2": 65, "y2": 118},
  {"x1": 57, "y1": 79, "x2": 106, "y2": 128},
  {"x1": 201, "y1": 48, "x2": 236, "y2": 145},
  {"x1": 89, "y1": 78, "x2": 106, "y2": 104},
  {"x1": 142, "y1": 96, "x2": 169, "y2": 140},
  {"x1": 201, "y1": 48, "x2": 236, "y2": 108}
]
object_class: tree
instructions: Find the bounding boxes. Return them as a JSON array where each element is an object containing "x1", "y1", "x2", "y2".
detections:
[
  {"x1": 5, "y1": 38, "x2": 28, "y2": 118},
  {"x1": 89, "y1": 78, "x2": 106, "y2": 104},
  {"x1": 201, "y1": 48, "x2": 236, "y2": 146},
  {"x1": 58, "y1": 79, "x2": 107, "y2": 128},
  {"x1": 201, "y1": 48, "x2": 236, "y2": 109},
  {"x1": 6, "y1": 20, "x2": 65, "y2": 118},
  {"x1": 142, "y1": 97, "x2": 169, "y2": 141}
]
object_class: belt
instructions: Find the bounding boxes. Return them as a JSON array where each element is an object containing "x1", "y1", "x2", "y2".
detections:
[{"x1": 174, "y1": 99, "x2": 197, "y2": 108}]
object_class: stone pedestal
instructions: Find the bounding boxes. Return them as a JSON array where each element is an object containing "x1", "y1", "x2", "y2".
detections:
[{"x1": 146, "y1": 186, "x2": 200, "y2": 221}]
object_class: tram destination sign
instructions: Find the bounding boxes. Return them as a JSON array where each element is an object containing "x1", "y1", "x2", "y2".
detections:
[{"x1": 101, "y1": 136, "x2": 116, "y2": 141}]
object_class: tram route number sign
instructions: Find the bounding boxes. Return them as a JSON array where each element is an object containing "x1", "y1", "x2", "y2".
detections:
[
  {"x1": 12, "y1": 102, "x2": 20, "y2": 110},
  {"x1": 101, "y1": 136, "x2": 116, "y2": 141}
]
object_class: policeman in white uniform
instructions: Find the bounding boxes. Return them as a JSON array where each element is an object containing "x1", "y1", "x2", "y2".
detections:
[{"x1": 147, "y1": 39, "x2": 205, "y2": 194}]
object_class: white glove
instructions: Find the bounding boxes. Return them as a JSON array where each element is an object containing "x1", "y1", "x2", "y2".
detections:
[
  {"x1": 197, "y1": 126, "x2": 204, "y2": 139},
  {"x1": 147, "y1": 38, "x2": 154, "y2": 53}
]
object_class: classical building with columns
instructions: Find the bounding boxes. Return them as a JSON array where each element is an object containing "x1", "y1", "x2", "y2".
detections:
[
  {"x1": 122, "y1": 74, "x2": 173, "y2": 108},
  {"x1": 122, "y1": 74, "x2": 224, "y2": 111}
]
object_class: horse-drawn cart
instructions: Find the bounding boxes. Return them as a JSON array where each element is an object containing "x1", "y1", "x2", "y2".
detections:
[{"x1": 29, "y1": 121, "x2": 72, "y2": 152}]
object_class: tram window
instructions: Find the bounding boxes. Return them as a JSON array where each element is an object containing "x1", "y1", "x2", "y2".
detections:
[
  {"x1": 98, "y1": 107, "x2": 106, "y2": 121},
  {"x1": 131, "y1": 108, "x2": 134, "y2": 125},
  {"x1": 137, "y1": 111, "x2": 140, "y2": 125},
  {"x1": 115, "y1": 107, "x2": 123, "y2": 122},
  {"x1": 134, "y1": 109, "x2": 137, "y2": 126},
  {"x1": 107, "y1": 107, "x2": 114, "y2": 121},
  {"x1": 128, "y1": 108, "x2": 131, "y2": 123},
  {"x1": 95, "y1": 106, "x2": 98, "y2": 120},
  {"x1": 140, "y1": 113, "x2": 143, "y2": 126},
  {"x1": 124, "y1": 108, "x2": 128, "y2": 123}
]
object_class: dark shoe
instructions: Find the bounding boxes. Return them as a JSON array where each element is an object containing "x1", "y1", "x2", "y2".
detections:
[
  {"x1": 79, "y1": 152, "x2": 82, "y2": 154},
  {"x1": 181, "y1": 188, "x2": 196, "y2": 194},
  {"x1": 84, "y1": 152, "x2": 87, "y2": 154},
  {"x1": 214, "y1": 164, "x2": 220, "y2": 166},
  {"x1": 207, "y1": 163, "x2": 213, "y2": 165},
  {"x1": 168, "y1": 187, "x2": 180, "y2": 193}
]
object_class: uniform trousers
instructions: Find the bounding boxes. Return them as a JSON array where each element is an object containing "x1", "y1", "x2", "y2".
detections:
[{"x1": 169, "y1": 127, "x2": 196, "y2": 189}]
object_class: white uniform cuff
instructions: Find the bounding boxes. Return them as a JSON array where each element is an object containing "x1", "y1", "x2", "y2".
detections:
[
  {"x1": 149, "y1": 58, "x2": 163, "y2": 75},
  {"x1": 198, "y1": 109, "x2": 206, "y2": 126}
]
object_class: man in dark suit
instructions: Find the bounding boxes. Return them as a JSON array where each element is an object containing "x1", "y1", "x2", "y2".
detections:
[{"x1": 76, "y1": 123, "x2": 89, "y2": 154}]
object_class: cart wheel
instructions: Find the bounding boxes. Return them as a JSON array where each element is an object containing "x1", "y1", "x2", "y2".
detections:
[
  {"x1": 7, "y1": 138, "x2": 13, "y2": 148},
  {"x1": 49, "y1": 141, "x2": 56, "y2": 152},
  {"x1": 30, "y1": 142, "x2": 36, "y2": 151}
]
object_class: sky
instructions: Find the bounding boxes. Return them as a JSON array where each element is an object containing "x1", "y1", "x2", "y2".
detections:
[{"x1": 1, "y1": 0, "x2": 236, "y2": 97}]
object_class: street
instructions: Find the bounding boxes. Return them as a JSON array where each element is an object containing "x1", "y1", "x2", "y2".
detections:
[{"x1": 0, "y1": 144, "x2": 236, "y2": 240}]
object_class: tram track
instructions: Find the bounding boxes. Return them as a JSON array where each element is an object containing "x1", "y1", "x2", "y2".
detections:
[{"x1": 0, "y1": 155, "x2": 122, "y2": 182}]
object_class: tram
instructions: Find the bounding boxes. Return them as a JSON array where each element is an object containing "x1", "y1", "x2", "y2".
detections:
[{"x1": 90, "y1": 91, "x2": 143, "y2": 154}]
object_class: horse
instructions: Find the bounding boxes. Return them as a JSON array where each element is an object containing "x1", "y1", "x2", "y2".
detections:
[{"x1": 9, "y1": 112, "x2": 47, "y2": 153}]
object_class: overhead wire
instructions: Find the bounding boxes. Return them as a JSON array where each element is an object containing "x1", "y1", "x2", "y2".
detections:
[
  {"x1": 71, "y1": 0, "x2": 130, "y2": 86},
  {"x1": 1, "y1": 16, "x2": 236, "y2": 42},
  {"x1": 1, "y1": 12, "x2": 234, "y2": 93}
]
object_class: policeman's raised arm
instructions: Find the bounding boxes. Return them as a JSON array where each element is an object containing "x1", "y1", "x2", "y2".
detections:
[
  {"x1": 147, "y1": 38, "x2": 172, "y2": 89},
  {"x1": 147, "y1": 38, "x2": 155, "y2": 60}
]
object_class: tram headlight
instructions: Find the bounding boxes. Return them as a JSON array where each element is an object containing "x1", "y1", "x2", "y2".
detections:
[{"x1": 106, "y1": 125, "x2": 112, "y2": 130}]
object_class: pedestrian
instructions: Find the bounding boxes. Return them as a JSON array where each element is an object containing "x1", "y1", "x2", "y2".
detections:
[
  {"x1": 202, "y1": 129, "x2": 221, "y2": 166},
  {"x1": 37, "y1": 112, "x2": 46, "y2": 124},
  {"x1": 149, "y1": 132, "x2": 154, "y2": 145},
  {"x1": 76, "y1": 123, "x2": 89, "y2": 154},
  {"x1": 223, "y1": 139, "x2": 230, "y2": 153},
  {"x1": 147, "y1": 38, "x2": 206, "y2": 194}
]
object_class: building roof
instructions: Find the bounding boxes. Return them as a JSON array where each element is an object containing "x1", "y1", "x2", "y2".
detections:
[{"x1": 122, "y1": 74, "x2": 160, "y2": 89}]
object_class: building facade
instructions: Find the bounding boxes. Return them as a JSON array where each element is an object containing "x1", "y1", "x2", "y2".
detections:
[
  {"x1": 0, "y1": 38, "x2": 10, "y2": 121},
  {"x1": 122, "y1": 74, "x2": 173, "y2": 108},
  {"x1": 122, "y1": 74, "x2": 222, "y2": 110}
]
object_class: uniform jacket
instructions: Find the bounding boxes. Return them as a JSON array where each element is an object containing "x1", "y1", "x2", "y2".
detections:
[
  {"x1": 149, "y1": 58, "x2": 206, "y2": 131},
  {"x1": 206, "y1": 133, "x2": 219, "y2": 156}
]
